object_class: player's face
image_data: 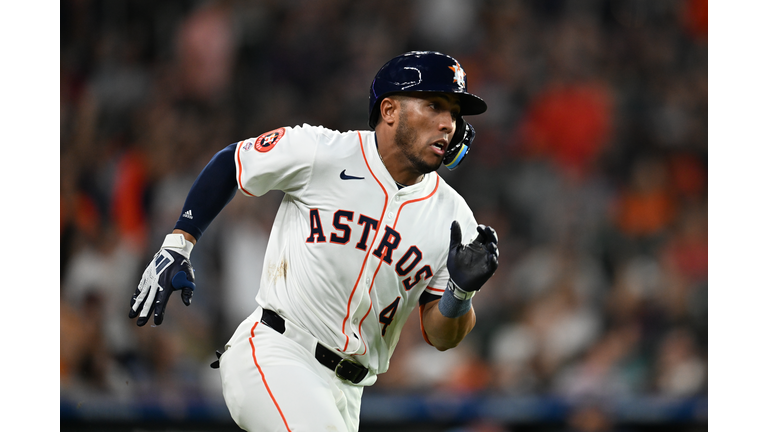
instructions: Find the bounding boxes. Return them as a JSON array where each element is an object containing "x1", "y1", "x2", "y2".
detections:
[{"x1": 394, "y1": 93, "x2": 460, "y2": 174}]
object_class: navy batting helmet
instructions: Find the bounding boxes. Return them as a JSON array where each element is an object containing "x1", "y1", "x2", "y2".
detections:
[
  {"x1": 368, "y1": 51, "x2": 487, "y2": 129},
  {"x1": 368, "y1": 51, "x2": 486, "y2": 170}
]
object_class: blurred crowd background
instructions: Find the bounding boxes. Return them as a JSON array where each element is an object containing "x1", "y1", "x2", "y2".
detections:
[{"x1": 60, "y1": 0, "x2": 707, "y2": 429}]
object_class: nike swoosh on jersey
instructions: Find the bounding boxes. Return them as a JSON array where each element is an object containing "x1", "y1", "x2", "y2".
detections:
[{"x1": 340, "y1": 169, "x2": 365, "y2": 180}]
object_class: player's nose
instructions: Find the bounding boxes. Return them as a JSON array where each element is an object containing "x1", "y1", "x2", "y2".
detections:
[{"x1": 437, "y1": 111, "x2": 455, "y2": 135}]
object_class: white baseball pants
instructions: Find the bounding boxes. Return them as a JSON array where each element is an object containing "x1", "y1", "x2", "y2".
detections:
[{"x1": 219, "y1": 307, "x2": 364, "y2": 431}]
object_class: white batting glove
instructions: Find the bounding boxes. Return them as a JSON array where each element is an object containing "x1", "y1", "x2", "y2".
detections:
[{"x1": 130, "y1": 234, "x2": 196, "y2": 326}]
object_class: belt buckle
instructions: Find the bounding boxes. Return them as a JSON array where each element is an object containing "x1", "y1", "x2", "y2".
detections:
[{"x1": 334, "y1": 358, "x2": 365, "y2": 383}]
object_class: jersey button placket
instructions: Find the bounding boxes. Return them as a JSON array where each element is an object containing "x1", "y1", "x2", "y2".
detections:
[{"x1": 387, "y1": 199, "x2": 400, "y2": 220}]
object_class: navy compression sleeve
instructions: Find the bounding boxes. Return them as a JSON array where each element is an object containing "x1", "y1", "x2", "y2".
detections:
[{"x1": 173, "y1": 143, "x2": 238, "y2": 240}]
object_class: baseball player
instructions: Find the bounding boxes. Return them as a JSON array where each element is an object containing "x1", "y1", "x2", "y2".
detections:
[{"x1": 130, "y1": 51, "x2": 499, "y2": 431}]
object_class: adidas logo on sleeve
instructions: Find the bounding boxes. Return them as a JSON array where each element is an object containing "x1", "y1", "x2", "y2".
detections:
[{"x1": 182, "y1": 210, "x2": 193, "y2": 219}]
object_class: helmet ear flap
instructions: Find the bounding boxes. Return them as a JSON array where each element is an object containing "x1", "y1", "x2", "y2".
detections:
[{"x1": 443, "y1": 117, "x2": 475, "y2": 170}]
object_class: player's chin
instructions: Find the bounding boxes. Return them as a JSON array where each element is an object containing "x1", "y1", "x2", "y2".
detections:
[
  {"x1": 427, "y1": 150, "x2": 446, "y2": 170},
  {"x1": 409, "y1": 149, "x2": 443, "y2": 174},
  {"x1": 417, "y1": 156, "x2": 443, "y2": 174}
]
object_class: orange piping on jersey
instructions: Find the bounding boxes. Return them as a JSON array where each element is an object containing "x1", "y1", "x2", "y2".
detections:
[
  {"x1": 393, "y1": 177, "x2": 440, "y2": 226},
  {"x1": 249, "y1": 321, "x2": 291, "y2": 431},
  {"x1": 355, "y1": 177, "x2": 442, "y2": 353},
  {"x1": 235, "y1": 140, "x2": 257, "y2": 197},
  {"x1": 341, "y1": 131, "x2": 388, "y2": 352},
  {"x1": 352, "y1": 257, "x2": 386, "y2": 356}
]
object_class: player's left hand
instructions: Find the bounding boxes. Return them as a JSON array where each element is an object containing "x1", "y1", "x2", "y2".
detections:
[
  {"x1": 130, "y1": 234, "x2": 196, "y2": 326},
  {"x1": 447, "y1": 221, "x2": 499, "y2": 292}
]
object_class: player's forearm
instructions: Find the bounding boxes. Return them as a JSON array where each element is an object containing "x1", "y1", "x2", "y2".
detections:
[{"x1": 421, "y1": 300, "x2": 476, "y2": 351}]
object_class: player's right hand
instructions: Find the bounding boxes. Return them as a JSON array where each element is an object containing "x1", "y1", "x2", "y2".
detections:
[
  {"x1": 446, "y1": 221, "x2": 499, "y2": 292},
  {"x1": 130, "y1": 234, "x2": 196, "y2": 326}
]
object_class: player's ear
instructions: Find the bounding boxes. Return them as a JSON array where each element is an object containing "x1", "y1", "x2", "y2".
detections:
[{"x1": 379, "y1": 97, "x2": 398, "y2": 126}]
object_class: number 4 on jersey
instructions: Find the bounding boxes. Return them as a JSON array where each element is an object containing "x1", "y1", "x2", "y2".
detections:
[{"x1": 379, "y1": 297, "x2": 401, "y2": 337}]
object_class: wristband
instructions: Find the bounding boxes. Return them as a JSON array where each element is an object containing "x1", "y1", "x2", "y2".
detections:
[
  {"x1": 438, "y1": 280, "x2": 473, "y2": 318},
  {"x1": 161, "y1": 233, "x2": 194, "y2": 258}
]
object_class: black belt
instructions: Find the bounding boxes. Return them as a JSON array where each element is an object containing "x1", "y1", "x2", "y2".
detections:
[{"x1": 259, "y1": 309, "x2": 369, "y2": 384}]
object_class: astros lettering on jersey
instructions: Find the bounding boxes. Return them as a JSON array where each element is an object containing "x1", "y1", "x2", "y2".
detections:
[{"x1": 234, "y1": 124, "x2": 478, "y2": 385}]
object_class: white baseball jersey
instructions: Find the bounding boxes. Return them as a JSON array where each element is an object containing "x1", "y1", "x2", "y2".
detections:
[{"x1": 233, "y1": 124, "x2": 477, "y2": 385}]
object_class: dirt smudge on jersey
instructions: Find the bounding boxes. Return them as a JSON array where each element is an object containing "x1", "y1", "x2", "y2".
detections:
[{"x1": 267, "y1": 259, "x2": 288, "y2": 283}]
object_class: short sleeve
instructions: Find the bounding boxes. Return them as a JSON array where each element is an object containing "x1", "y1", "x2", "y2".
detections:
[{"x1": 234, "y1": 124, "x2": 320, "y2": 197}]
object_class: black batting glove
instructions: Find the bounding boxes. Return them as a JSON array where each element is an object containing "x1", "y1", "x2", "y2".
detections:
[
  {"x1": 130, "y1": 234, "x2": 196, "y2": 326},
  {"x1": 446, "y1": 221, "x2": 499, "y2": 293}
]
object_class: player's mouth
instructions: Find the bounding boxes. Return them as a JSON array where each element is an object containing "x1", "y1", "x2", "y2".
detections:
[{"x1": 430, "y1": 139, "x2": 447, "y2": 156}]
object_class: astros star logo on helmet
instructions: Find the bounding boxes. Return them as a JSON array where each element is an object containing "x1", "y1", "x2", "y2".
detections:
[{"x1": 449, "y1": 62, "x2": 466, "y2": 90}]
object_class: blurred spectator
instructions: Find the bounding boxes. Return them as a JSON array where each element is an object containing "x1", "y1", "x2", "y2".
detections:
[
  {"x1": 613, "y1": 155, "x2": 678, "y2": 241},
  {"x1": 110, "y1": 147, "x2": 149, "y2": 250},
  {"x1": 518, "y1": 80, "x2": 613, "y2": 180},
  {"x1": 175, "y1": 1, "x2": 236, "y2": 103},
  {"x1": 60, "y1": 290, "x2": 133, "y2": 401},
  {"x1": 653, "y1": 327, "x2": 707, "y2": 396},
  {"x1": 552, "y1": 324, "x2": 643, "y2": 399},
  {"x1": 566, "y1": 404, "x2": 616, "y2": 432},
  {"x1": 661, "y1": 199, "x2": 708, "y2": 284},
  {"x1": 414, "y1": 0, "x2": 480, "y2": 51},
  {"x1": 62, "y1": 224, "x2": 142, "y2": 358},
  {"x1": 488, "y1": 315, "x2": 540, "y2": 394}
]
